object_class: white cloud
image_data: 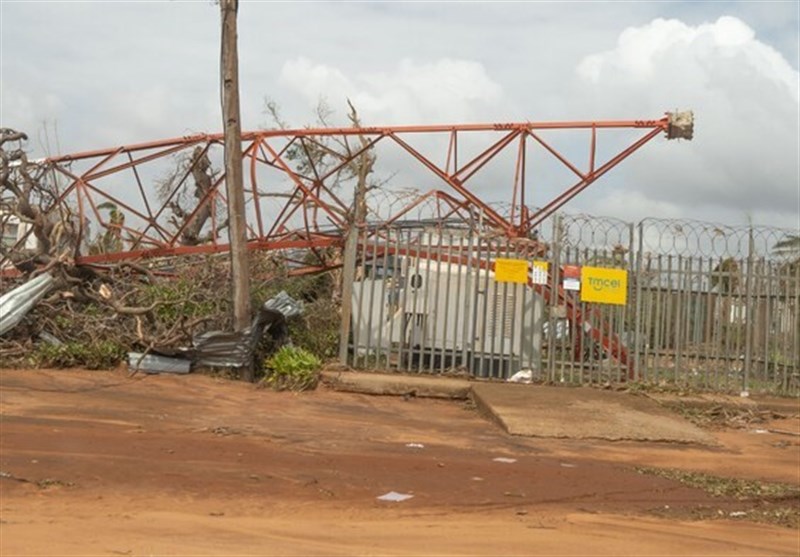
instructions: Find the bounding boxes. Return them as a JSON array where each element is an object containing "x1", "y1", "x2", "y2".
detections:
[
  {"x1": 572, "y1": 16, "x2": 799, "y2": 224},
  {"x1": 278, "y1": 57, "x2": 503, "y2": 123},
  {"x1": 578, "y1": 16, "x2": 796, "y2": 98}
]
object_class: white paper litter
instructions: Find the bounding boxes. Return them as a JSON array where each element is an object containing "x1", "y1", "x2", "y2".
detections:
[
  {"x1": 560, "y1": 463, "x2": 577, "y2": 468},
  {"x1": 376, "y1": 491, "x2": 414, "y2": 502},
  {"x1": 753, "y1": 429, "x2": 769, "y2": 434},
  {"x1": 507, "y1": 370, "x2": 533, "y2": 384},
  {"x1": 493, "y1": 457, "x2": 517, "y2": 464},
  {"x1": 405, "y1": 443, "x2": 425, "y2": 449}
]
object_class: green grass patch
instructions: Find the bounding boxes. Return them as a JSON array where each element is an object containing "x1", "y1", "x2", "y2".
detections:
[
  {"x1": 33, "y1": 340, "x2": 126, "y2": 369},
  {"x1": 262, "y1": 345, "x2": 321, "y2": 392}
]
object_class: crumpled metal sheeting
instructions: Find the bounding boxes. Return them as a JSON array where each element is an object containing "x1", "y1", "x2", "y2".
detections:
[
  {"x1": 263, "y1": 290, "x2": 303, "y2": 318},
  {"x1": 125, "y1": 290, "x2": 304, "y2": 372},
  {"x1": 0, "y1": 273, "x2": 55, "y2": 336},
  {"x1": 128, "y1": 352, "x2": 191, "y2": 374},
  {"x1": 192, "y1": 291, "x2": 302, "y2": 368}
]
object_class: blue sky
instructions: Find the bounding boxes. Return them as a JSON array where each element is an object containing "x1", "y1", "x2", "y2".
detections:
[{"x1": 1, "y1": 1, "x2": 798, "y2": 229}]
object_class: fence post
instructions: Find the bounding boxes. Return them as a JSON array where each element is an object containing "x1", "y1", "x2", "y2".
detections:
[
  {"x1": 631, "y1": 221, "x2": 642, "y2": 382},
  {"x1": 548, "y1": 213, "x2": 562, "y2": 382},
  {"x1": 338, "y1": 225, "x2": 358, "y2": 365},
  {"x1": 459, "y1": 225, "x2": 473, "y2": 368},
  {"x1": 743, "y1": 227, "x2": 755, "y2": 394}
]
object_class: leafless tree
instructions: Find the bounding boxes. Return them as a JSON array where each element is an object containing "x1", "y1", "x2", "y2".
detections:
[
  {"x1": 156, "y1": 146, "x2": 229, "y2": 246},
  {"x1": 0, "y1": 128, "x2": 80, "y2": 273}
]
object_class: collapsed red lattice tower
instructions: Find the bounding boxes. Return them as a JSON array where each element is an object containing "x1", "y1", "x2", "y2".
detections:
[{"x1": 2, "y1": 113, "x2": 692, "y2": 267}]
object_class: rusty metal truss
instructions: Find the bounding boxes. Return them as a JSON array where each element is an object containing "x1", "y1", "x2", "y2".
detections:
[{"x1": 1, "y1": 115, "x2": 689, "y2": 269}]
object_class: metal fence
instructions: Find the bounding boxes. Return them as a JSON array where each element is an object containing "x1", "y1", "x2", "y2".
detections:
[{"x1": 343, "y1": 213, "x2": 799, "y2": 395}]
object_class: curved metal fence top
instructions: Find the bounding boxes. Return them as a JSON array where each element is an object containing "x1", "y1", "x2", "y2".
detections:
[{"x1": 558, "y1": 213, "x2": 633, "y2": 252}]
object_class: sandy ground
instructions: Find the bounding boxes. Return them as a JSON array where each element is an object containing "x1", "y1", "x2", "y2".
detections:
[{"x1": 0, "y1": 368, "x2": 798, "y2": 556}]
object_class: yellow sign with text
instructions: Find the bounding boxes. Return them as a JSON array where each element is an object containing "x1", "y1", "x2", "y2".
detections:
[
  {"x1": 580, "y1": 267, "x2": 628, "y2": 305},
  {"x1": 494, "y1": 258, "x2": 529, "y2": 284}
]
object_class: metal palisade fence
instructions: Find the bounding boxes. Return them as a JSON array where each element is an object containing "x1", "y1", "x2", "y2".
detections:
[{"x1": 344, "y1": 213, "x2": 799, "y2": 395}]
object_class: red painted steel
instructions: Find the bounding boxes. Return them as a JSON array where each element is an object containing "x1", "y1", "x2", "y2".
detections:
[{"x1": 2, "y1": 117, "x2": 668, "y2": 268}]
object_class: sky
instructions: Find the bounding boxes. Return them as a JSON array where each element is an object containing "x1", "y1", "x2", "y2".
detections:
[{"x1": 1, "y1": 0, "x2": 799, "y2": 231}]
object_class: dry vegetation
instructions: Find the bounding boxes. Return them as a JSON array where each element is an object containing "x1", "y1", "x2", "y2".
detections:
[{"x1": 0, "y1": 254, "x2": 340, "y2": 374}]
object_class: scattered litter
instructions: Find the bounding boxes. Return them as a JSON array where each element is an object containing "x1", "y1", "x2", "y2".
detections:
[
  {"x1": 376, "y1": 491, "x2": 414, "y2": 502},
  {"x1": 405, "y1": 443, "x2": 425, "y2": 449},
  {"x1": 739, "y1": 391, "x2": 750, "y2": 398},
  {"x1": 752, "y1": 429, "x2": 769, "y2": 434},
  {"x1": 0, "y1": 471, "x2": 30, "y2": 483},
  {"x1": 471, "y1": 477, "x2": 484, "y2": 481},
  {"x1": 560, "y1": 463, "x2": 577, "y2": 468},
  {"x1": 98, "y1": 283, "x2": 112, "y2": 300},
  {"x1": 729, "y1": 511, "x2": 747, "y2": 517},
  {"x1": 493, "y1": 457, "x2": 517, "y2": 464},
  {"x1": 503, "y1": 491, "x2": 525, "y2": 498},
  {"x1": 507, "y1": 370, "x2": 533, "y2": 384},
  {"x1": 38, "y1": 331, "x2": 63, "y2": 346}
]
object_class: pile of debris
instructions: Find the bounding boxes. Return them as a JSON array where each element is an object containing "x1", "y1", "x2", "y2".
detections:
[{"x1": 0, "y1": 255, "x2": 312, "y2": 374}]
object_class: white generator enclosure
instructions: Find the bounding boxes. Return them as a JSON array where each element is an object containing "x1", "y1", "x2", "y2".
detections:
[{"x1": 351, "y1": 254, "x2": 544, "y2": 378}]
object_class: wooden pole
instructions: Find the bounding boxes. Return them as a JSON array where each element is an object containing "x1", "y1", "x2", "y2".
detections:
[
  {"x1": 220, "y1": 0, "x2": 252, "y2": 380},
  {"x1": 338, "y1": 212, "x2": 359, "y2": 365}
]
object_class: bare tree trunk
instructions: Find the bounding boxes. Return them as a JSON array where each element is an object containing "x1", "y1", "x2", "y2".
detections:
[
  {"x1": 337, "y1": 105, "x2": 372, "y2": 366},
  {"x1": 220, "y1": 0, "x2": 252, "y2": 380}
]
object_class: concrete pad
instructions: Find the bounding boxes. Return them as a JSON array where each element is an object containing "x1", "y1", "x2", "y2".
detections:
[
  {"x1": 472, "y1": 383, "x2": 715, "y2": 444},
  {"x1": 321, "y1": 371, "x2": 471, "y2": 400}
]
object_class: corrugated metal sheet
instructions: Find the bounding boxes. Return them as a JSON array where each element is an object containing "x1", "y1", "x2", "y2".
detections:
[{"x1": 0, "y1": 273, "x2": 55, "y2": 336}]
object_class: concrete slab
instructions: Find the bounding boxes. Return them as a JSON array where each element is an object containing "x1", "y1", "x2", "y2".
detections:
[
  {"x1": 321, "y1": 371, "x2": 471, "y2": 400},
  {"x1": 471, "y1": 383, "x2": 715, "y2": 444}
]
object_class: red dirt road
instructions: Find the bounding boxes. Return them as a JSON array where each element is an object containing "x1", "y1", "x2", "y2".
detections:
[{"x1": 1, "y1": 369, "x2": 798, "y2": 556}]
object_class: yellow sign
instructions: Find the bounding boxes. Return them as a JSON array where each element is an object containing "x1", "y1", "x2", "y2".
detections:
[
  {"x1": 580, "y1": 267, "x2": 628, "y2": 305},
  {"x1": 494, "y1": 258, "x2": 529, "y2": 284}
]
